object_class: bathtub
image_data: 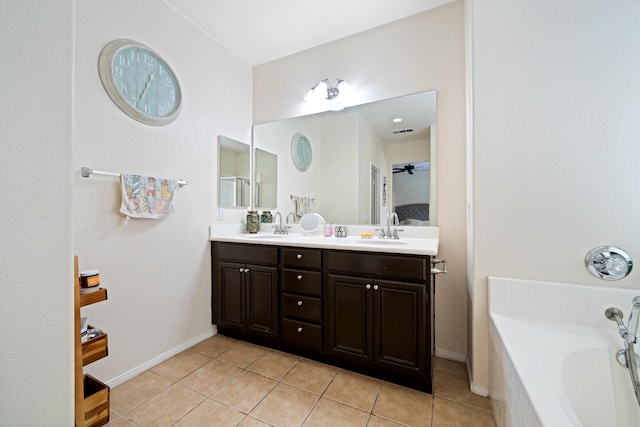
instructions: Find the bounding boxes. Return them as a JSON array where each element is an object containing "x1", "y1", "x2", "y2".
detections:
[{"x1": 488, "y1": 277, "x2": 640, "y2": 427}]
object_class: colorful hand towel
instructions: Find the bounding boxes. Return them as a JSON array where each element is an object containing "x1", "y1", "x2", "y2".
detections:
[{"x1": 120, "y1": 173, "x2": 177, "y2": 220}]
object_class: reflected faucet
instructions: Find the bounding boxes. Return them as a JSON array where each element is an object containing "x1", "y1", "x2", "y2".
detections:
[{"x1": 286, "y1": 212, "x2": 296, "y2": 224}]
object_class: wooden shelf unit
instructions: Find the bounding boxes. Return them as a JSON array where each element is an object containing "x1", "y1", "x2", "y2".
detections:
[{"x1": 74, "y1": 256, "x2": 110, "y2": 427}]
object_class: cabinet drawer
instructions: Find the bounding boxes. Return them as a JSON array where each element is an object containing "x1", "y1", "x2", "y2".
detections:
[
  {"x1": 214, "y1": 242, "x2": 278, "y2": 265},
  {"x1": 282, "y1": 269, "x2": 322, "y2": 296},
  {"x1": 282, "y1": 248, "x2": 322, "y2": 269},
  {"x1": 282, "y1": 294, "x2": 322, "y2": 322},
  {"x1": 281, "y1": 319, "x2": 323, "y2": 350},
  {"x1": 326, "y1": 251, "x2": 427, "y2": 282}
]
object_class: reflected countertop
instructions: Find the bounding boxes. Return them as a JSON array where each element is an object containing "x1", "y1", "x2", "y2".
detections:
[{"x1": 209, "y1": 223, "x2": 439, "y2": 256}]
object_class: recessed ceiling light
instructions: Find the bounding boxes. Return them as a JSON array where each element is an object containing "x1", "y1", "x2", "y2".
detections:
[{"x1": 392, "y1": 118, "x2": 403, "y2": 123}]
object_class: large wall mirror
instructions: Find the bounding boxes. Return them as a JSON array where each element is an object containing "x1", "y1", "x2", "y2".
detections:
[
  {"x1": 254, "y1": 147, "x2": 278, "y2": 209},
  {"x1": 218, "y1": 135, "x2": 250, "y2": 208},
  {"x1": 252, "y1": 90, "x2": 437, "y2": 226}
]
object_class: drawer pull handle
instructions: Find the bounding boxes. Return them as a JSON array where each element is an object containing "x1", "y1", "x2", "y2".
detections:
[
  {"x1": 297, "y1": 327, "x2": 303, "y2": 333},
  {"x1": 297, "y1": 274, "x2": 303, "y2": 280},
  {"x1": 373, "y1": 284, "x2": 379, "y2": 290},
  {"x1": 296, "y1": 254, "x2": 303, "y2": 259},
  {"x1": 297, "y1": 300, "x2": 303, "y2": 306},
  {"x1": 365, "y1": 284, "x2": 371, "y2": 290}
]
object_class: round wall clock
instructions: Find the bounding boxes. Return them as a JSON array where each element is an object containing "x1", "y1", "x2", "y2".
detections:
[
  {"x1": 291, "y1": 133, "x2": 312, "y2": 172},
  {"x1": 98, "y1": 39, "x2": 182, "y2": 126}
]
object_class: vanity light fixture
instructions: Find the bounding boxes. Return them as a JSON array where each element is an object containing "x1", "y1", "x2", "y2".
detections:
[{"x1": 305, "y1": 78, "x2": 351, "y2": 102}]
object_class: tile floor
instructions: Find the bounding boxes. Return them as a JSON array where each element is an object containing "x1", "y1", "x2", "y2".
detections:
[{"x1": 106, "y1": 334, "x2": 495, "y2": 427}]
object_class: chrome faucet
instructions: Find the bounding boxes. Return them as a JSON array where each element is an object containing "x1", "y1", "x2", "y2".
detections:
[
  {"x1": 606, "y1": 296, "x2": 640, "y2": 408},
  {"x1": 272, "y1": 212, "x2": 286, "y2": 234},
  {"x1": 387, "y1": 211, "x2": 402, "y2": 239},
  {"x1": 628, "y1": 296, "x2": 640, "y2": 345},
  {"x1": 286, "y1": 212, "x2": 296, "y2": 224}
]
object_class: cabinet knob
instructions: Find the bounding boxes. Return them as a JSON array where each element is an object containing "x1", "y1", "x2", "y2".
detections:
[
  {"x1": 244, "y1": 268, "x2": 250, "y2": 273},
  {"x1": 297, "y1": 300, "x2": 303, "y2": 306},
  {"x1": 239, "y1": 267, "x2": 244, "y2": 272},
  {"x1": 296, "y1": 254, "x2": 303, "y2": 259},
  {"x1": 297, "y1": 274, "x2": 303, "y2": 280},
  {"x1": 365, "y1": 284, "x2": 371, "y2": 290},
  {"x1": 297, "y1": 327, "x2": 303, "y2": 333},
  {"x1": 373, "y1": 284, "x2": 379, "y2": 291}
]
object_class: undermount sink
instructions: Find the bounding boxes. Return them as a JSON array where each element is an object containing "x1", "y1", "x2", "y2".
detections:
[
  {"x1": 243, "y1": 234, "x2": 288, "y2": 239},
  {"x1": 354, "y1": 239, "x2": 408, "y2": 245}
]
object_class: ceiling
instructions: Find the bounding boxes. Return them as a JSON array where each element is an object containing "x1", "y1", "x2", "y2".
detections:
[{"x1": 165, "y1": 0, "x2": 456, "y2": 66}]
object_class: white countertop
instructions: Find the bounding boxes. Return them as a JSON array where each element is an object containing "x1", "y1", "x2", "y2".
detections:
[{"x1": 209, "y1": 223, "x2": 439, "y2": 256}]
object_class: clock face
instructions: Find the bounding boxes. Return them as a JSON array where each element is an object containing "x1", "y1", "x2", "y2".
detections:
[
  {"x1": 291, "y1": 133, "x2": 312, "y2": 172},
  {"x1": 98, "y1": 39, "x2": 181, "y2": 126}
]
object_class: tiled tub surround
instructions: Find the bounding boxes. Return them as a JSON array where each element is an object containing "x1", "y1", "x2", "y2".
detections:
[{"x1": 488, "y1": 277, "x2": 640, "y2": 427}]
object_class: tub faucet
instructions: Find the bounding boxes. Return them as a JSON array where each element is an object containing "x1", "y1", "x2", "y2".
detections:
[{"x1": 628, "y1": 296, "x2": 640, "y2": 345}]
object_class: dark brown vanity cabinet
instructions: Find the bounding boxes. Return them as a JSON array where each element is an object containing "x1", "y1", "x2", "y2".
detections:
[
  {"x1": 211, "y1": 241, "x2": 432, "y2": 391},
  {"x1": 326, "y1": 251, "x2": 430, "y2": 385},
  {"x1": 212, "y1": 242, "x2": 278, "y2": 339},
  {"x1": 280, "y1": 248, "x2": 323, "y2": 350}
]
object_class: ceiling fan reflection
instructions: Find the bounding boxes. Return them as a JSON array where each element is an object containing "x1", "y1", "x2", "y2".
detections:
[{"x1": 393, "y1": 163, "x2": 424, "y2": 175}]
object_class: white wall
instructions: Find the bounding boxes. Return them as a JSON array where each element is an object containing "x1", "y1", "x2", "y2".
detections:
[
  {"x1": 73, "y1": 0, "x2": 252, "y2": 386},
  {"x1": 469, "y1": 0, "x2": 640, "y2": 390},
  {"x1": 254, "y1": 1, "x2": 468, "y2": 358},
  {"x1": 0, "y1": 1, "x2": 74, "y2": 424}
]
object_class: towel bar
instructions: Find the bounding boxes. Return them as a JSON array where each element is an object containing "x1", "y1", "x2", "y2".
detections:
[{"x1": 81, "y1": 167, "x2": 189, "y2": 187}]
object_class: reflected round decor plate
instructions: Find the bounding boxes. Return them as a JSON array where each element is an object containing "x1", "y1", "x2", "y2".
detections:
[{"x1": 291, "y1": 133, "x2": 312, "y2": 172}]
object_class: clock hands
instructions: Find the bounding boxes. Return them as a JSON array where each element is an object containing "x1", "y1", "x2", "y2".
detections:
[{"x1": 136, "y1": 73, "x2": 155, "y2": 104}]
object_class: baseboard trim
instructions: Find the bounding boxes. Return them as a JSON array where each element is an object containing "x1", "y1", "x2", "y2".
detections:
[
  {"x1": 465, "y1": 355, "x2": 490, "y2": 397},
  {"x1": 434, "y1": 348, "x2": 466, "y2": 362},
  {"x1": 105, "y1": 326, "x2": 217, "y2": 388}
]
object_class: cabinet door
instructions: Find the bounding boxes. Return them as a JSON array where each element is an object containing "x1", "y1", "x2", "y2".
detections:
[
  {"x1": 374, "y1": 279, "x2": 426, "y2": 375},
  {"x1": 246, "y1": 265, "x2": 278, "y2": 337},
  {"x1": 218, "y1": 262, "x2": 245, "y2": 330},
  {"x1": 327, "y1": 274, "x2": 373, "y2": 363}
]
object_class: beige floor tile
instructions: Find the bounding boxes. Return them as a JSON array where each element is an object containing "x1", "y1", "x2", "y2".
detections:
[
  {"x1": 281, "y1": 359, "x2": 338, "y2": 394},
  {"x1": 247, "y1": 349, "x2": 300, "y2": 380},
  {"x1": 237, "y1": 416, "x2": 273, "y2": 427},
  {"x1": 303, "y1": 398, "x2": 370, "y2": 427},
  {"x1": 432, "y1": 397, "x2": 495, "y2": 427},
  {"x1": 189, "y1": 333, "x2": 238, "y2": 358},
  {"x1": 433, "y1": 369, "x2": 491, "y2": 411},
  {"x1": 172, "y1": 398, "x2": 245, "y2": 426},
  {"x1": 211, "y1": 370, "x2": 277, "y2": 413},
  {"x1": 373, "y1": 383, "x2": 433, "y2": 427},
  {"x1": 216, "y1": 340, "x2": 268, "y2": 368},
  {"x1": 434, "y1": 357, "x2": 467, "y2": 377},
  {"x1": 250, "y1": 383, "x2": 319, "y2": 427},
  {"x1": 179, "y1": 359, "x2": 242, "y2": 396},
  {"x1": 110, "y1": 370, "x2": 173, "y2": 414},
  {"x1": 323, "y1": 370, "x2": 381, "y2": 412},
  {"x1": 366, "y1": 415, "x2": 406, "y2": 427},
  {"x1": 105, "y1": 412, "x2": 137, "y2": 426},
  {"x1": 150, "y1": 350, "x2": 211, "y2": 382},
  {"x1": 127, "y1": 383, "x2": 205, "y2": 427}
]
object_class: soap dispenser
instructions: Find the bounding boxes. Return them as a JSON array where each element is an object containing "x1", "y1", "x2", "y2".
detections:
[{"x1": 324, "y1": 222, "x2": 333, "y2": 237}]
